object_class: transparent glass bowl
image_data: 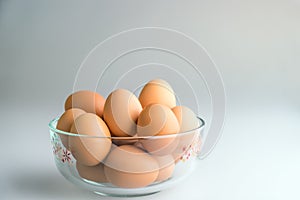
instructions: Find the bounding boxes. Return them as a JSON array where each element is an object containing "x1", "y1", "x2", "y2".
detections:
[{"x1": 49, "y1": 117, "x2": 205, "y2": 197}]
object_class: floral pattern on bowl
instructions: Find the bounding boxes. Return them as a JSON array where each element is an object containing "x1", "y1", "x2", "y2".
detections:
[{"x1": 51, "y1": 133, "x2": 74, "y2": 164}]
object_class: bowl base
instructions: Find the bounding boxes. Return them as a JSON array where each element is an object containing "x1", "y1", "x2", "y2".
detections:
[{"x1": 93, "y1": 191, "x2": 160, "y2": 197}]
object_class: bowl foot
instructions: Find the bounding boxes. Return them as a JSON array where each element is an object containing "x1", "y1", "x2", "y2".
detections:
[{"x1": 93, "y1": 191, "x2": 160, "y2": 197}]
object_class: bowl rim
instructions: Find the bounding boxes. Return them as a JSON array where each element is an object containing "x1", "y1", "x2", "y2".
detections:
[{"x1": 49, "y1": 117, "x2": 205, "y2": 139}]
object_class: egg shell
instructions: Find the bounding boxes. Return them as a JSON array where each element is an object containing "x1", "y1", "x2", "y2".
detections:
[
  {"x1": 137, "y1": 104, "x2": 179, "y2": 136},
  {"x1": 69, "y1": 113, "x2": 111, "y2": 166},
  {"x1": 172, "y1": 106, "x2": 199, "y2": 132},
  {"x1": 103, "y1": 145, "x2": 159, "y2": 188},
  {"x1": 103, "y1": 89, "x2": 142, "y2": 137},
  {"x1": 154, "y1": 155, "x2": 175, "y2": 182},
  {"x1": 65, "y1": 90, "x2": 105, "y2": 117},
  {"x1": 137, "y1": 104, "x2": 180, "y2": 155},
  {"x1": 139, "y1": 79, "x2": 176, "y2": 108},
  {"x1": 76, "y1": 162, "x2": 108, "y2": 183},
  {"x1": 140, "y1": 136, "x2": 179, "y2": 156},
  {"x1": 56, "y1": 108, "x2": 86, "y2": 149},
  {"x1": 172, "y1": 106, "x2": 200, "y2": 162}
]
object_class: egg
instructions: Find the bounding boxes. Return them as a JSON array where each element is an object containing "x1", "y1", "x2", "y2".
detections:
[
  {"x1": 172, "y1": 106, "x2": 200, "y2": 162},
  {"x1": 139, "y1": 79, "x2": 176, "y2": 108},
  {"x1": 154, "y1": 155, "x2": 175, "y2": 182},
  {"x1": 56, "y1": 108, "x2": 86, "y2": 149},
  {"x1": 65, "y1": 90, "x2": 105, "y2": 117},
  {"x1": 172, "y1": 106, "x2": 199, "y2": 132},
  {"x1": 103, "y1": 89, "x2": 142, "y2": 137},
  {"x1": 69, "y1": 113, "x2": 111, "y2": 166},
  {"x1": 137, "y1": 104, "x2": 180, "y2": 155},
  {"x1": 103, "y1": 145, "x2": 159, "y2": 188},
  {"x1": 76, "y1": 162, "x2": 108, "y2": 183}
]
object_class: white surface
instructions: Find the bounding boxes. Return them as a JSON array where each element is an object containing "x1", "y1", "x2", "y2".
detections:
[{"x1": 0, "y1": 0, "x2": 299, "y2": 199}]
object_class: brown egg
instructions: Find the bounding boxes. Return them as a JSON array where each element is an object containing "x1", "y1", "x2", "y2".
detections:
[
  {"x1": 172, "y1": 106, "x2": 199, "y2": 132},
  {"x1": 65, "y1": 90, "x2": 105, "y2": 117},
  {"x1": 76, "y1": 162, "x2": 108, "y2": 183},
  {"x1": 139, "y1": 79, "x2": 176, "y2": 108},
  {"x1": 172, "y1": 106, "x2": 200, "y2": 162},
  {"x1": 56, "y1": 108, "x2": 86, "y2": 149},
  {"x1": 137, "y1": 104, "x2": 180, "y2": 155},
  {"x1": 103, "y1": 89, "x2": 142, "y2": 137},
  {"x1": 139, "y1": 136, "x2": 179, "y2": 156},
  {"x1": 69, "y1": 113, "x2": 111, "y2": 166},
  {"x1": 154, "y1": 155, "x2": 175, "y2": 182},
  {"x1": 103, "y1": 145, "x2": 159, "y2": 188}
]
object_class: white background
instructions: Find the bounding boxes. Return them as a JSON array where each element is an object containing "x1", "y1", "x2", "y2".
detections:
[{"x1": 0, "y1": 0, "x2": 299, "y2": 199}]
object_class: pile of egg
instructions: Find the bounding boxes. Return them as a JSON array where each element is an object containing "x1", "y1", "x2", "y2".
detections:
[{"x1": 57, "y1": 79, "x2": 200, "y2": 188}]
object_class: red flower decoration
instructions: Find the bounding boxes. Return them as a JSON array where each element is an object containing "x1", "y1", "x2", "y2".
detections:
[{"x1": 61, "y1": 149, "x2": 72, "y2": 163}]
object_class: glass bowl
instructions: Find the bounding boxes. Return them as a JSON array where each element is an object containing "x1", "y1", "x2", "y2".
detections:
[{"x1": 49, "y1": 117, "x2": 205, "y2": 197}]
